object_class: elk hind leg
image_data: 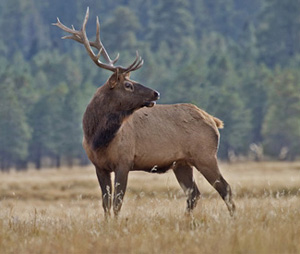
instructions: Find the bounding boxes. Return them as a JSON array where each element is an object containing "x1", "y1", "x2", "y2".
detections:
[
  {"x1": 173, "y1": 162, "x2": 201, "y2": 213},
  {"x1": 194, "y1": 159, "x2": 235, "y2": 216}
]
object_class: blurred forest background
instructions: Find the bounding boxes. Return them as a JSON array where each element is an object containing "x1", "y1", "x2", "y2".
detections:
[{"x1": 0, "y1": 0, "x2": 299, "y2": 171}]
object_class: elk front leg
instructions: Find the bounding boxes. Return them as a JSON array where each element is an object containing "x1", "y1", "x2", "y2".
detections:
[
  {"x1": 113, "y1": 169, "x2": 129, "y2": 217},
  {"x1": 173, "y1": 162, "x2": 201, "y2": 213},
  {"x1": 96, "y1": 168, "x2": 112, "y2": 217}
]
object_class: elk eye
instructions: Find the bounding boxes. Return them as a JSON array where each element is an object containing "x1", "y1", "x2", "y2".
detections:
[{"x1": 124, "y1": 82, "x2": 133, "y2": 91}]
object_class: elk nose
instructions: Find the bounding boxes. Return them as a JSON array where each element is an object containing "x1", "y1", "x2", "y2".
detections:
[{"x1": 153, "y1": 90, "x2": 160, "y2": 100}]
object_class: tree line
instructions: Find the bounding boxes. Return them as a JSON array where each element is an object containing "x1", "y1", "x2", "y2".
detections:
[{"x1": 0, "y1": 0, "x2": 300, "y2": 170}]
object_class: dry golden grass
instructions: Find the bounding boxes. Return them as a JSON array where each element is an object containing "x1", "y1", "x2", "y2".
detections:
[{"x1": 0, "y1": 162, "x2": 300, "y2": 254}]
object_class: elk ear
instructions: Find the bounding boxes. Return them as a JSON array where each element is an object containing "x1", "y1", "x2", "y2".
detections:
[{"x1": 108, "y1": 69, "x2": 119, "y2": 89}]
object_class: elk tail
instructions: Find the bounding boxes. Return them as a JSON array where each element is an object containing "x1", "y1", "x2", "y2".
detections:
[{"x1": 213, "y1": 117, "x2": 224, "y2": 129}]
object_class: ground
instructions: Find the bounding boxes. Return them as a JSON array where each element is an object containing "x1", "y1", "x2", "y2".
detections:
[{"x1": 0, "y1": 162, "x2": 299, "y2": 254}]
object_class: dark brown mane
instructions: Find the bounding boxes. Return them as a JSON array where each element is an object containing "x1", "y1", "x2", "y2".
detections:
[
  {"x1": 94, "y1": 111, "x2": 133, "y2": 150},
  {"x1": 83, "y1": 100, "x2": 134, "y2": 150}
]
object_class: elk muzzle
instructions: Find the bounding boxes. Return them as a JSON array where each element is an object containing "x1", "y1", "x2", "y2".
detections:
[{"x1": 143, "y1": 90, "x2": 160, "y2": 107}]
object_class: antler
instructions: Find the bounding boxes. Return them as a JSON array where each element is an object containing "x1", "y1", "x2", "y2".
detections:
[{"x1": 53, "y1": 7, "x2": 143, "y2": 73}]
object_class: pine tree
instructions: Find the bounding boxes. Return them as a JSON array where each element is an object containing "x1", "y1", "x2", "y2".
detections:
[
  {"x1": 0, "y1": 59, "x2": 31, "y2": 170},
  {"x1": 204, "y1": 44, "x2": 252, "y2": 159},
  {"x1": 0, "y1": 0, "x2": 50, "y2": 59},
  {"x1": 256, "y1": 0, "x2": 300, "y2": 67},
  {"x1": 102, "y1": 6, "x2": 141, "y2": 55},
  {"x1": 262, "y1": 68, "x2": 300, "y2": 160},
  {"x1": 148, "y1": 0, "x2": 195, "y2": 59}
]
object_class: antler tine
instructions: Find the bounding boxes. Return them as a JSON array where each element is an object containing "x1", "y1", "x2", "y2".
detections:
[
  {"x1": 123, "y1": 51, "x2": 140, "y2": 72},
  {"x1": 133, "y1": 58, "x2": 144, "y2": 71},
  {"x1": 53, "y1": 18, "x2": 81, "y2": 41},
  {"x1": 94, "y1": 16, "x2": 120, "y2": 66},
  {"x1": 112, "y1": 53, "x2": 120, "y2": 64},
  {"x1": 79, "y1": 8, "x2": 116, "y2": 72},
  {"x1": 53, "y1": 15, "x2": 85, "y2": 44},
  {"x1": 130, "y1": 59, "x2": 144, "y2": 72},
  {"x1": 129, "y1": 58, "x2": 143, "y2": 71},
  {"x1": 123, "y1": 51, "x2": 144, "y2": 73}
]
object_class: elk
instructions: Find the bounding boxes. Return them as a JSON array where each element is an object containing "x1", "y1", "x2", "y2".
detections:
[{"x1": 53, "y1": 8, "x2": 235, "y2": 217}]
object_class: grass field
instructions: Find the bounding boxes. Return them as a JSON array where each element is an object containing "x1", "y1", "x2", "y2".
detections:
[{"x1": 0, "y1": 162, "x2": 300, "y2": 254}]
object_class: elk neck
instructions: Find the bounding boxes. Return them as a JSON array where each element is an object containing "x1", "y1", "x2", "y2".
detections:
[{"x1": 82, "y1": 87, "x2": 134, "y2": 151}]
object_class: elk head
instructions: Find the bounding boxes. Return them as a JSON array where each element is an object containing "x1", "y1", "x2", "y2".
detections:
[{"x1": 53, "y1": 7, "x2": 159, "y2": 112}]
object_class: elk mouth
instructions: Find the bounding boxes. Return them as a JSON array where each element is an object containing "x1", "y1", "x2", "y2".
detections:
[{"x1": 143, "y1": 101, "x2": 156, "y2": 107}]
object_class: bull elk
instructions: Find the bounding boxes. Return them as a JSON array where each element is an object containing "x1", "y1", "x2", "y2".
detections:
[{"x1": 53, "y1": 8, "x2": 235, "y2": 217}]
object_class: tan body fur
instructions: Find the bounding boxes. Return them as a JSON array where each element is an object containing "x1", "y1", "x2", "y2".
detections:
[{"x1": 84, "y1": 104, "x2": 221, "y2": 172}]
